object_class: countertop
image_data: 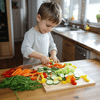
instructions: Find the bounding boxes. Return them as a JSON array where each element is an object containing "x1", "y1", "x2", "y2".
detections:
[
  {"x1": 0, "y1": 59, "x2": 100, "y2": 100},
  {"x1": 53, "y1": 27, "x2": 100, "y2": 55}
]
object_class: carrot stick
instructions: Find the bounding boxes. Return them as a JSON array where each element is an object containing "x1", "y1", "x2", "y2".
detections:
[
  {"x1": 11, "y1": 68, "x2": 22, "y2": 76},
  {"x1": 19, "y1": 69, "x2": 32, "y2": 76}
]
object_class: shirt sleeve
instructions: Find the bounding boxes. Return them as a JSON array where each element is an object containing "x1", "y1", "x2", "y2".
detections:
[
  {"x1": 49, "y1": 33, "x2": 58, "y2": 54},
  {"x1": 21, "y1": 29, "x2": 35, "y2": 59}
]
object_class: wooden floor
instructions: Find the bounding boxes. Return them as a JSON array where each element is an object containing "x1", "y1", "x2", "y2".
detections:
[{"x1": 0, "y1": 42, "x2": 23, "y2": 69}]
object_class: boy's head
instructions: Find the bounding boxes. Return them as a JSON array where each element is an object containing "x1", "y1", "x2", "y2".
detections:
[
  {"x1": 35, "y1": 2, "x2": 62, "y2": 34},
  {"x1": 38, "y1": 2, "x2": 62, "y2": 25}
]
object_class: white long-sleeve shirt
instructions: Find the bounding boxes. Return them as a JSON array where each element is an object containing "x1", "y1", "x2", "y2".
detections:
[{"x1": 21, "y1": 27, "x2": 57, "y2": 65}]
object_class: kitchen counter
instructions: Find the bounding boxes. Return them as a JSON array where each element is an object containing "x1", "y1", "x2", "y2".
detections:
[
  {"x1": 53, "y1": 27, "x2": 100, "y2": 55},
  {"x1": 0, "y1": 59, "x2": 100, "y2": 100}
]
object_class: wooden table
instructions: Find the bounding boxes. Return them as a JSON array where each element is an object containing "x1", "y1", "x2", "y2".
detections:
[{"x1": 0, "y1": 59, "x2": 100, "y2": 100}]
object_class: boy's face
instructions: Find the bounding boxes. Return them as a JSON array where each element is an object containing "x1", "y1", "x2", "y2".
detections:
[{"x1": 36, "y1": 14, "x2": 58, "y2": 34}]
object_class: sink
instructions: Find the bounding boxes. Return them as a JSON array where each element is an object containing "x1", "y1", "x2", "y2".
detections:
[{"x1": 54, "y1": 27, "x2": 80, "y2": 33}]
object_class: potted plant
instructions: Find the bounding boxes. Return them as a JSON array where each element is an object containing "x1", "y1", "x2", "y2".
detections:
[{"x1": 96, "y1": 10, "x2": 100, "y2": 22}]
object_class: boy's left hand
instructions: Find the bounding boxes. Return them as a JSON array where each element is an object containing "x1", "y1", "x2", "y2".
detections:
[{"x1": 50, "y1": 56, "x2": 60, "y2": 63}]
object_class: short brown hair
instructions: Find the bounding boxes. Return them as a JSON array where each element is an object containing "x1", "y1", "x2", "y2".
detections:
[{"x1": 37, "y1": 2, "x2": 62, "y2": 24}]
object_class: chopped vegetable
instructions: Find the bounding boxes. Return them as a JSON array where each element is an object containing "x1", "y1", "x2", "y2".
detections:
[
  {"x1": 30, "y1": 72, "x2": 43, "y2": 80},
  {"x1": 46, "y1": 80, "x2": 53, "y2": 85},
  {"x1": 1, "y1": 68, "x2": 15, "y2": 78},
  {"x1": 19, "y1": 69, "x2": 31, "y2": 76},
  {"x1": 31, "y1": 70, "x2": 37, "y2": 73},
  {"x1": 54, "y1": 77, "x2": 62, "y2": 81},
  {"x1": 49, "y1": 60, "x2": 55, "y2": 65},
  {"x1": 61, "y1": 80, "x2": 67, "y2": 84},
  {"x1": 37, "y1": 74, "x2": 46, "y2": 83},
  {"x1": 55, "y1": 65, "x2": 76, "y2": 75},
  {"x1": 0, "y1": 75, "x2": 42, "y2": 100},
  {"x1": 53, "y1": 80, "x2": 60, "y2": 85},
  {"x1": 75, "y1": 75, "x2": 80, "y2": 80},
  {"x1": 43, "y1": 72, "x2": 48, "y2": 78},
  {"x1": 0, "y1": 75, "x2": 42, "y2": 90},
  {"x1": 11, "y1": 68, "x2": 22, "y2": 76},
  {"x1": 80, "y1": 75, "x2": 90, "y2": 82}
]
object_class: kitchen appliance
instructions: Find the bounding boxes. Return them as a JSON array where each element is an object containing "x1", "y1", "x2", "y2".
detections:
[{"x1": 75, "y1": 44, "x2": 90, "y2": 60}]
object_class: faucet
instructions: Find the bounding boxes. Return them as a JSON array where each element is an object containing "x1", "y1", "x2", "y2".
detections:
[{"x1": 62, "y1": 18, "x2": 68, "y2": 26}]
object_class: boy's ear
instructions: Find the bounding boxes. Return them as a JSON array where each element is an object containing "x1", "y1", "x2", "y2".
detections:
[{"x1": 36, "y1": 14, "x2": 41, "y2": 22}]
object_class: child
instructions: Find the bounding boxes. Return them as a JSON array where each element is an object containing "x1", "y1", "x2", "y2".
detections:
[{"x1": 21, "y1": 2, "x2": 62, "y2": 65}]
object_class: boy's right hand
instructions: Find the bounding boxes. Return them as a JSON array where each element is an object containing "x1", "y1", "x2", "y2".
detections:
[{"x1": 40, "y1": 55, "x2": 50, "y2": 65}]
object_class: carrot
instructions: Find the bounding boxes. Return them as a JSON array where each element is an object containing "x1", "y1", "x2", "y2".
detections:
[
  {"x1": 23, "y1": 73, "x2": 33, "y2": 77},
  {"x1": 11, "y1": 68, "x2": 22, "y2": 76},
  {"x1": 19, "y1": 69, "x2": 32, "y2": 76},
  {"x1": 47, "y1": 65, "x2": 53, "y2": 68},
  {"x1": 50, "y1": 73, "x2": 52, "y2": 77}
]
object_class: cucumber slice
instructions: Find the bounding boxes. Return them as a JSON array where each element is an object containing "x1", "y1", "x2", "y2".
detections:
[
  {"x1": 74, "y1": 75, "x2": 80, "y2": 80},
  {"x1": 53, "y1": 80, "x2": 60, "y2": 85},
  {"x1": 59, "y1": 74, "x2": 64, "y2": 78},
  {"x1": 51, "y1": 75, "x2": 56, "y2": 80},
  {"x1": 46, "y1": 80, "x2": 53, "y2": 85}
]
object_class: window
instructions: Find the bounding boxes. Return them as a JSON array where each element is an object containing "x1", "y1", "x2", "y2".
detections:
[
  {"x1": 63, "y1": 0, "x2": 81, "y2": 21},
  {"x1": 72, "y1": 0, "x2": 79, "y2": 20},
  {"x1": 86, "y1": 0, "x2": 100, "y2": 23},
  {"x1": 63, "y1": 0, "x2": 70, "y2": 18}
]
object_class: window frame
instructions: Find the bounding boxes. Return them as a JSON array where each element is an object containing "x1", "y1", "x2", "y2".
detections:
[
  {"x1": 63, "y1": 0, "x2": 100, "y2": 27},
  {"x1": 68, "y1": 0, "x2": 82, "y2": 23},
  {"x1": 84, "y1": 0, "x2": 100, "y2": 27}
]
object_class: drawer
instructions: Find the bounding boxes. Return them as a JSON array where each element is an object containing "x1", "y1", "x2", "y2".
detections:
[
  {"x1": 62, "y1": 38, "x2": 75, "y2": 62},
  {"x1": 62, "y1": 49, "x2": 75, "y2": 61},
  {"x1": 63, "y1": 38, "x2": 75, "y2": 53},
  {"x1": 63, "y1": 38, "x2": 75, "y2": 47}
]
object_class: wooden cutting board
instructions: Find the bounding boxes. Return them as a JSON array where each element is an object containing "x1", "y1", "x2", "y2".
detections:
[{"x1": 33, "y1": 65, "x2": 95, "y2": 92}]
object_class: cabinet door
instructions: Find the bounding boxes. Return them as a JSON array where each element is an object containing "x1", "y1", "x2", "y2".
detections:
[
  {"x1": 62, "y1": 38, "x2": 75, "y2": 62},
  {"x1": 51, "y1": 32, "x2": 63, "y2": 62},
  {"x1": 0, "y1": 0, "x2": 14, "y2": 59}
]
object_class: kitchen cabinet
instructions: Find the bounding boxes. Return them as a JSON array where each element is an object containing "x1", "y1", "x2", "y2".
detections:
[
  {"x1": 62, "y1": 38, "x2": 75, "y2": 62},
  {"x1": 0, "y1": 0, "x2": 14, "y2": 59},
  {"x1": 51, "y1": 31, "x2": 63, "y2": 62}
]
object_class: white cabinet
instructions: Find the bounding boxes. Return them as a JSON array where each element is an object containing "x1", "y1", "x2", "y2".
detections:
[{"x1": 51, "y1": 31, "x2": 63, "y2": 62}]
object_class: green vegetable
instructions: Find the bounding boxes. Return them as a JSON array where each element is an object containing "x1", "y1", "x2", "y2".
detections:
[
  {"x1": 53, "y1": 80, "x2": 60, "y2": 85},
  {"x1": 0, "y1": 75, "x2": 42, "y2": 100},
  {"x1": 37, "y1": 66, "x2": 58, "y2": 75},
  {"x1": 75, "y1": 75, "x2": 80, "y2": 80},
  {"x1": 46, "y1": 80, "x2": 53, "y2": 85},
  {"x1": 14, "y1": 91, "x2": 19, "y2": 100},
  {"x1": 55, "y1": 65, "x2": 75, "y2": 75}
]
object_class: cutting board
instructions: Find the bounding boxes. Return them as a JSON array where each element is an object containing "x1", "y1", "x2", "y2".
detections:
[{"x1": 33, "y1": 65, "x2": 95, "y2": 92}]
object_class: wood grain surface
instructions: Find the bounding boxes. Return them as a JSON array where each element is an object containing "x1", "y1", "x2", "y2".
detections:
[
  {"x1": 43, "y1": 68, "x2": 95, "y2": 92},
  {"x1": 0, "y1": 59, "x2": 100, "y2": 100}
]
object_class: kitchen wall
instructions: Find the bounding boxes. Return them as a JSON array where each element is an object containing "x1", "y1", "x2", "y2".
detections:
[
  {"x1": 12, "y1": 0, "x2": 50, "y2": 42},
  {"x1": 12, "y1": 0, "x2": 26, "y2": 42}
]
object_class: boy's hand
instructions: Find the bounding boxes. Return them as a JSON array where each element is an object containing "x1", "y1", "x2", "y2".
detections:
[
  {"x1": 40, "y1": 55, "x2": 50, "y2": 65},
  {"x1": 50, "y1": 56, "x2": 60, "y2": 63}
]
